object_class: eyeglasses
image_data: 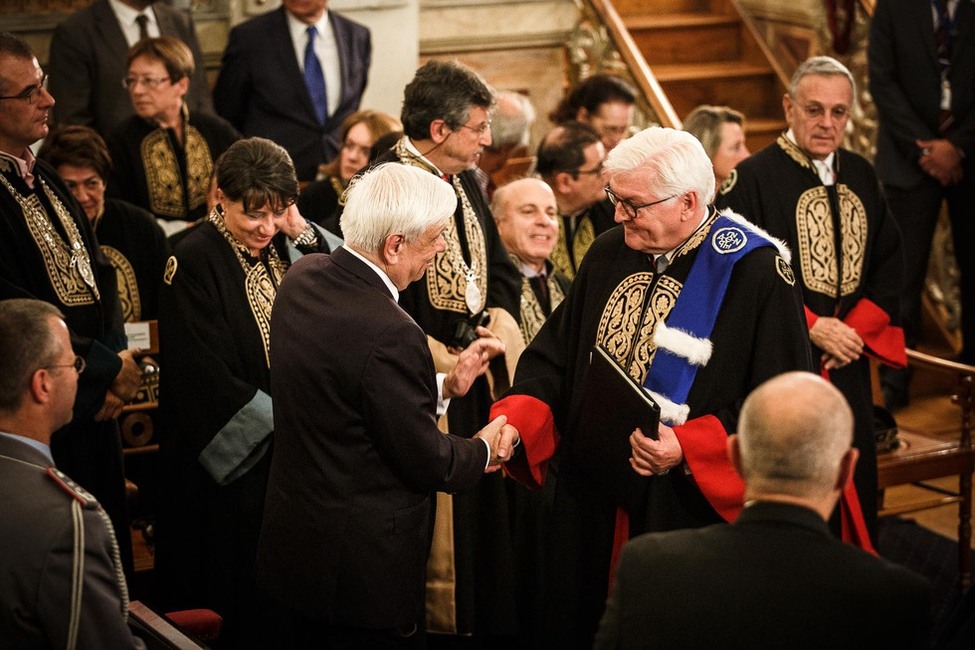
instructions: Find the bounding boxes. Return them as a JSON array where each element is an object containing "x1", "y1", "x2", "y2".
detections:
[
  {"x1": 122, "y1": 75, "x2": 171, "y2": 90},
  {"x1": 574, "y1": 163, "x2": 604, "y2": 178},
  {"x1": 604, "y1": 186, "x2": 678, "y2": 219},
  {"x1": 46, "y1": 355, "x2": 86, "y2": 375},
  {"x1": 456, "y1": 120, "x2": 492, "y2": 136},
  {"x1": 0, "y1": 74, "x2": 49, "y2": 105}
]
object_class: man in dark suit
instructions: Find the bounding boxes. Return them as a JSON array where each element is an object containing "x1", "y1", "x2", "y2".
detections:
[
  {"x1": 0, "y1": 299, "x2": 143, "y2": 649},
  {"x1": 594, "y1": 371, "x2": 931, "y2": 649},
  {"x1": 256, "y1": 163, "x2": 517, "y2": 648},
  {"x1": 869, "y1": 0, "x2": 975, "y2": 404},
  {"x1": 213, "y1": 0, "x2": 371, "y2": 182},
  {"x1": 48, "y1": 0, "x2": 212, "y2": 137}
]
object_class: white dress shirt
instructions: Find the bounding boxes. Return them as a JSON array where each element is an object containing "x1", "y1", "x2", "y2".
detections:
[{"x1": 285, "y1": 9, "x2": 342, "y2": 119}]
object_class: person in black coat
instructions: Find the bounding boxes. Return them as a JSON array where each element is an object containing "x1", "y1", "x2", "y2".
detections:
[
  {"x1": 256, "y1": 163, "x2": 516, "y2": 648},
  {"x1": 595, "y1": 371, "x2": 931, "y2": 650}
]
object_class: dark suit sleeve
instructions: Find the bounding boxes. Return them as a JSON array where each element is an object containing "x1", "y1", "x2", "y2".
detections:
[
  {"x1": 36, "y1": 506, "x2": 144, "y2": 649},
  {"x1": 362, "y1": 318, "x2": 488, "y2": 493},
  {"x1": 169, "y1": 9, "x2": 214, "y2": 115},
  {"x1": 593, "y1": 544, "x2": 632, "y2": 650},
  {"x1": 48, "y1": 21, "x2": 97, "y2": 128},
  {"x1": 212, "y1": 26, "x2": 250, "y2": 130}
]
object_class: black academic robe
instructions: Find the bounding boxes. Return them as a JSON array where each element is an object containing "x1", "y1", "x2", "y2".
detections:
[
  {"x1": 716, "y1": 136, "x2": 906, "y2": 540},
  {"x1": 491, "y1": 211, "x2": 812, "y2": 648},
  {"x1": 550, "y1": 198, "x2": 617, "y2": 279},
  {"x1": 0, "y1": 154, "x2": 132, "y2": 576},
  {"x1": 107, "y1": 111, "x2": 240, "y2": 223},
  {"x1": 297, "y1": 175, "x2": 343, "y2": 232},
  {"x1": 96, "y1": 198, "x2": 170, "y2": 322},
  {"x1": 365, "y1": 145, "x2": 523, "y2": 637},
  {"x1": 155, "y1": 215, "x2": 326, "y2": 646}
]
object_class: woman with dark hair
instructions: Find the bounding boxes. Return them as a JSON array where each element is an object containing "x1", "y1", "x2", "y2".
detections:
[
  {"x1": 107, "y1": 36, "x2": 240, "y2": 237},
  {"x1": 549, "y1": 73, "x2": 637, "y2": 151},
  {"x1": 156, "y1": 137, "x2": 335, "y2": 647},
  {"x1": 296, "y1": 108, "x2": 401, "y2": 230},
  {"x1": 39, "y1": 125, "x2": 170, "y2": 321}
]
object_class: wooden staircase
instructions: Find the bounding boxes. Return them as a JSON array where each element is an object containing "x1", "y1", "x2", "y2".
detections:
[{"x1": 615, "y1": 0, "x2": 787, "y2": 152}]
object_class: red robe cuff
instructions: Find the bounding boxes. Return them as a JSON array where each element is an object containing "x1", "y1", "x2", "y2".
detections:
[
  {"x1": 490, "y1": 395, "x2": 559, "y2": 489},
  {"x1": 673, "y1": 414, "x2": 744, "y2": 522},
  {"x1": 843, "y1": 298, "x2": 907, "y2": 368},
  {"x1": 804, "y1": 305, "x2": 820, "y2": 330}
]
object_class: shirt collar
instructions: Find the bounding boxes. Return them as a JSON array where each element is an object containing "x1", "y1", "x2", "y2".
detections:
[
  {"x1": 343, "y1": 245, "x2": 399, "y2": 302},
  {"x1": 785, "y1": 129, "x2": 836, "y2": 184},
  {"x1": 285, "y1": 7, "x2": 330, "y2": 43},
  {"x1": 403, "y1": 137, "x2": 446, "y2": 177},
  {"x1": 108, "y1": 0, "x2": 156, "y2": 29},
  {"x1": 0, "y1": 431, "x2": 54, "y2": 465},
  {"x1": 0, "y1": 149, "x2": 36, "y2": 187}
]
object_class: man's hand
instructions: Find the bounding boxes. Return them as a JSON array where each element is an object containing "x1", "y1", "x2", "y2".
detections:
[
  {"x1": 94, "y1": 390, "x2": 125, "y2": 422},
  {"x1": 808, "y1": 317, "x2": 863, "y2": 369},
  {"x1": 442, "y1": 330, "x2": 506, "y2": 399},
  {"x1": 917, "y1": 138, "x2": 963, "y2": 186},
  {"x1": 275, "y1": 202, "x2": 310, "y2": 239},
  {"x1": 110, "y1": 349, "x2": 143, "y2": 402},
  {"x1": 473, "y1": 415, "x2": 520, "y2": 471},
  {"x1": 629, "y1": 424, "x2": 683, "y2": 477}
]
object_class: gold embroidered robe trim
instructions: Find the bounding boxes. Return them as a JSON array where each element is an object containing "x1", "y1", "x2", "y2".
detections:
[
  {"x1": 142, "y1": 123, "x2": 213, "y2": 219},
  {"x1": 595, "y1": 210, "x2": 719, "y2": 381},
  {"x1": 518, "y1": 270, "x2": 566, "y2": 343},
  {"x1": 208, "y1": 208, "x2": 287, "y2": 366},
  {"x1": 550, "y1": 214, "x2": 595, "y2": 280},
  {"x1": 393, "y1": 138, "x2": 488, "y2": 315},
  {"x1": 0, "y1": 173, "x2": 99, "y2": 306},
  {"x1": 101, "y1": 245, "x2": 141, "y2": 321}
]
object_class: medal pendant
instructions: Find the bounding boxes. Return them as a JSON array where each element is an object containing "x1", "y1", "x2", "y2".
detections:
[{"x1": 465, "y1": 275, "x2": 483, "y2": 314}]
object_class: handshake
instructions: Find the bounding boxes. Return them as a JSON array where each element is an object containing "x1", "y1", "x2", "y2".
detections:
[{"x1": 474, "y1": 415, "x2": 520, "y2": 472}]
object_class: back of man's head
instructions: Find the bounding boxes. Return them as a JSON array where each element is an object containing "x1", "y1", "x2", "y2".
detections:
[
  {"x1": 604, "y1": 126, "x2": 715, "y2": 207},
  {"x1": 535, "y1": 121, "x2": 602, "y2": 180},
  {"x1": 736, "y1": 372, "x2": 854, "y2": 501},
  {"x1": 487, "y1": 91, "x2": 535, "y2": 153},
  {"x1": 401, "y1": 60, "x2": 494, "y2": 140},
  {"x1": 341, "y1": 163, "x2": 456, "y2": 253},
  {"x1": 0, "y1": 299, "x2": 64, "y2": 413}
]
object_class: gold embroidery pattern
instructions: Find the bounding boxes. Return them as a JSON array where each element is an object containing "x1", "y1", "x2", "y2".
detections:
[
  {"x1": 776, "y1": 135, "x2": 816, "y2": 173},
  {"x1": 572, "y1": 217, "x2": 595, "y2": 275},
  {"x1": 795, "y1": 185, "x2": 867, "y2": 297},
  {"x1": 142, "y1": 124, "x2": 213, "y2": 219},
  {"x1": 393, "y1": 139, "x2": 488, "y2": 314},
  {"x1": 550, "y1": 223, "x2": 573, "y2": 280},
  {"x1": 517, "y1": 271, "x2": 566, "y2": 343},
  {"x1": 208, "y1": 208, "x2": 287, "y2": 366},
  {"x1": 673, "y1": 210, "x2": 717, "y2": 262},
  {"x1": 0, "y1": 173, "x2": 99, "y2": 305},
  {"x1": 596, "y1": 273, "x2": 682, "y2": 382},
  {"x1": 163, "y1": 256, "x2": 177, "y2": 285},
  {"x1": 549, "y1": 214, "x2": 596, "y2": 281},
  {"x1": 101, "y1": 245, "x2": 141, "y2": 321}
]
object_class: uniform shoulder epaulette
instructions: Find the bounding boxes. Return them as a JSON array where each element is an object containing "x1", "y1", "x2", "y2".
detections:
[{"x1": 46, "y1": 467, "x2": 98, "y2": 509}]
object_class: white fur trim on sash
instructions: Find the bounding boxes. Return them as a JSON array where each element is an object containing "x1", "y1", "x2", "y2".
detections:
[
  {"x1": 653, "y1": 321, "x2": 713, "y2": 366},
  {"x1": 645, "y1": 388, "x2": 690, "y2": 426},
  {"x1": 718, "y1": 208, "x2": 792, "y2": 264}
]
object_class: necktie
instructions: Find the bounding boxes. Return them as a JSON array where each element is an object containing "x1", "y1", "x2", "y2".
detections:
[
  {"x1": 135, "y1": 13, "x2": 150, "y2": 42},
  {"x1": 303, "y1": 26, "x2": 328, "y2": 126},
  {"x1": 528, "y1": 274, "x2": 551, "y2": 314},
  {"x1": 934, "y1": 0, "x2": 955, "y2": 133},
  {"x1": 654, "y1": 255, "x2": 669, "y2": 274}
]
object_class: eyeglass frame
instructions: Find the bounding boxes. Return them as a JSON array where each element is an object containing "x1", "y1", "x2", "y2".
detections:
[
  {"x1": 0, "y1": 74, "x2": 49, "y2": 105},
  {"x1": 571, "y1": 162, "x2": 604, "y2": 179},
  {"x1": 45, "y1": 355, "x2": 86, "y2": 375},
  {"x1": 604, "y1": 186, "x2": 679, "y2": 219},
  {"x1": 454, "y1": 120, "x2": 492, "y2": 136},
  {"x1": 121, "y1": 75, "x2": 172, "y2": 90}
]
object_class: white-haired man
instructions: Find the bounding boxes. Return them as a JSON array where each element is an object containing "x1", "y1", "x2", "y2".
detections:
[
  {"x1": 716, "y1": 56, "x2": 906, "y2": 546},
  {"x1": 256, "y1": 163, "x2": 517, "y2": 647},
  {"x1": 491, "y1": 126, "x2": 812, "y2": 647},
  {"x1": 595, "y1": 372, "x2": 930, "y2": 649}
]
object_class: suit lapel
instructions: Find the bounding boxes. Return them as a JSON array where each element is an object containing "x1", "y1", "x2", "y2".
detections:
[
  {"x1": 331, "y1": 246, "x2": 395, "y2": 299},
  {"x1": 911, "y1": 0, "x2": 939, "y2": 67},
  {"x1": 953, "y1": 0, "x2": 975, "y2": 62},
  {"x1": 329, "y1": 13, "x2": 350, "y2": 106},
  {"x1": 93, "y1": 0, "x2": 130, "y2": 63},
  {"x1": 272, "y1": 8, "x2": 321, "y2": 126}
]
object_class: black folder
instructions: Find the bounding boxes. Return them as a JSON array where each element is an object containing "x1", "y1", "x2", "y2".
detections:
[{"x1": 569, "y1": 346, "x2": 661, "y2": 513}]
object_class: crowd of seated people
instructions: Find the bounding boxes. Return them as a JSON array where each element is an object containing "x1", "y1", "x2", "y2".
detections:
[{"x1": 3, "y1": 0, "x2": 974, "y2": 646}]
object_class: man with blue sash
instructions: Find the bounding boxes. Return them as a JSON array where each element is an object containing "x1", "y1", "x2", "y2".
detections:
[{"x1": 491, "y1": 127, "x2": 812, "y2": 648}]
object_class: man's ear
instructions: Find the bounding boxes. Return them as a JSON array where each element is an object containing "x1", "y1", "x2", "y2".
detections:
[
  {"x1": 29, "y1": 369, "x2": 52, "y2": 406},
  {"x1": 429, "y1": 119, "x2": 451, "y2": 144},
  {"x1": 553, "y1": 170, "x2": 574, "y2": 195},
  {"x1": 680, "y1": 191, "x2": 698, "y2": 219},
  {"x1": 576, "y1": 107, "x2": 590, "y2": 122},
  {"x1": 727, "y1": 434, "x2": 744, "y2": 479},
  {"x1": 381, "y1": 233, "x2": 406, "y2": 265},
  {"x1": 833, "y1": 447, "x2": 859, "y2": 492}
]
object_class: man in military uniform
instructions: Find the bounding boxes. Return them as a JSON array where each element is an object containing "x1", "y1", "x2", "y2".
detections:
[{"x1": 0, "y1": 298, "x2": 142, "y2": 648}]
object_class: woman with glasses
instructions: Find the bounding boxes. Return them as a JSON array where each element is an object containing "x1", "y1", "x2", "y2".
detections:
[
  {"x1": 156, "y1": 137, "x2": 335, "y2": 647},
  {"x1": 107, "y1": 36, "x2": 240, "y2": 238},
  {"x1": 296, "y1": 109, "x2": 401, "y2": 232},
  {"x1": 39, "y1": 125, "x2": 170, "y2": 322}
]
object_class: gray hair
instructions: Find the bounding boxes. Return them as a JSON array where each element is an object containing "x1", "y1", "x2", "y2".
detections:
[
  {"x1": 682, "y1": 105, "x2": 744, "y2": 160},
  {"x1": 341, "y1": 163, "x2": 457, "y2": 253},
  {"x1": 487, "y1": 91, "x2": 535, "y2": 151},
  {"x1": 788, "y1": 55, "x2": 856, "y2": 99},
  {"x1": 0, "y1": 299, "x2": 66, "y2": 412},
  {"x1": 401, "y1": 60, "x2": 495, "y2": 139},
  {"x1": 737, "y1": 372, "x2": 854, "y2": 498},
  {"x1": 604, "y1": 126, "x2": 716, "y2": 205}
]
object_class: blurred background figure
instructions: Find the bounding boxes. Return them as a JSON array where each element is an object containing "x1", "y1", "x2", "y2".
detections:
[
  {"x1": 550, "y1": 73, "x2": 636, "y2": 151},
  {"x1": 107, "y1": 37, "x2": 240, "y2": 237},
  {"x1": 297, "y1": 108, "x2": 401, "y2": 230},
  {"x1": 39, "y1": 125, "x2": 170, "y2": 323},
  {"x1": 155, "y1": 138, "x2": 332, "y2": 648},
  {"x1": 683, "y1": 104, "x2": 751, "y2": 189},
  {"x1": 475, "y1": 90, "x2": 536, "y2": 199}
]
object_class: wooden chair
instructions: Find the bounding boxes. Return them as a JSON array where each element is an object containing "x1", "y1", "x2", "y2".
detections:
[{"x1": 876, "y1": 349, "x2": 975, "y2": 590}]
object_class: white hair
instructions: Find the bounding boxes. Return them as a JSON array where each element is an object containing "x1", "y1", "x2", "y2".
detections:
[
  {"x1": 788, "y1": 55, "x2": 856, "y2": 98},
  {"x1": 604, "y1": 126, "x2": 716, "y2": 205},
  {"x1": 341, "y1": 163, "x2": 457, "y2": 253}
]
